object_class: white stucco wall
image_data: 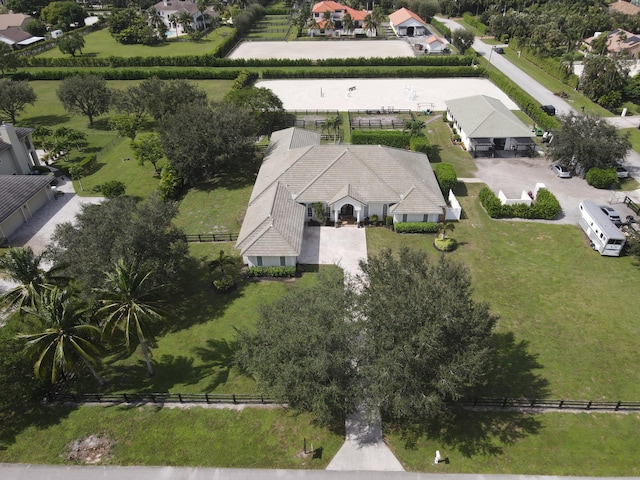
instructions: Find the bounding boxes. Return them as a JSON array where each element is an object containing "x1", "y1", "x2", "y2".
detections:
[{"x1": 244, "y1": 255, "x2": 297, "y2": 268}]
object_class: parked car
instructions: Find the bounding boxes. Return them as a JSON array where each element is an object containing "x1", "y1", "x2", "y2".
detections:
[
  {"x1": 551, "y1": 163, "x2": 571, "y2": 178},
  {"x1": 494, "y1": 47, "x2": 504, "y2": 54},
  {"x1": 615, "y1": 165, "x2": 629, "y2": 178},
  {"x1": 540, "y1": 104, "x2": 556, "y2": 116},
  {"x1": 600, "y1": 206, "x2": 622, "y2": 225}
]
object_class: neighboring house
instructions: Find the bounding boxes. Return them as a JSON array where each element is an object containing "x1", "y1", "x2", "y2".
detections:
[
  {"x1": 153, "y1": 0, "x2": 207, "y2": 35},
  {"x1": 584, "y1": 29, "x2": 640, "y2": 58},
  {"x1": 0, "y1": 13, "x2": 35, "y2": 31},
  {"x1": 309, "y1": 1, "x2": 372, "y2": 37},
  {"x1": 609, "y1": 0, "x2": 640, "y2": 15},
  {"x1": 0, "y1": 175, "x2": 55, "y2": 242},
  {"x1": 445, "y1": 95, "x2": 535, "y2": 157},
  {"x1": 0, "y1": 27, "x2": 44, "y2": 48},
  {"x1": 0, "y1": 123, "x2": 41, "y2": 175},
  {"x1": 388, "y1": 7, "x2": 428, "y2": 37},
  {"x1": 424, "y1": 35, "x2": 447, "y2": 53},
  {"x1": 235, "y1": 127, "x2": 447, "y2": 267}
]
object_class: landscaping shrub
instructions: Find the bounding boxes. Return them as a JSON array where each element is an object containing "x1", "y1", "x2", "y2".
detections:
[
  {"x1": 463, "y1": 13, "x2": 487, "y2": 35},
  {"x1": 385, "y1": 215, "x2": 393, "y2": 227},
  {"x1": 432, "y1": 163, "x2": 457, "y2": 195},
  {"x1": 394, "y1": 222, "x2": 439, "y2": 233},
  {"x1": 480, "y1": 186, "x2": 561, "y2": 220},
  {"x1": 261, "y1": 66, "x2": 481, "y2": 79},
  {"x1": 586, "y1": 167, "x2": 619, "y2": 189},
  {"x1": 410, "y1": 136, "x2": 431, "y2": 155},
  {"x1": 351, "y1": 130, "x2": 410, "y2": 148},
  {"x1": 246, "y1": 266, "x2": 297, "y2": 278},
  {"x1": 99, "y1": 180, "x2": 126, "y2": 198},
  {"x1": 434, "y1": 237, "x2": 457, "y2": 251}
]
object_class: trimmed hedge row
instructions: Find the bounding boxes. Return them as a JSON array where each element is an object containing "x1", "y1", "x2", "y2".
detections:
[
  {"x1": 19, "y1": 54, "x2": 474, "y2": 69},
  {"x1": 510, "y1": 39, "x2": 579, "y2": 88},
  {"x1": 351, "y1": 130, "x2": 410, "y2": 148},
  {"x1": 410, "y1": 136, "x2": 431, "y2": 156},
  {"x1": 262, "y1": 66, "x2": 481, "y2": 79},
  {"x1": 487, "y1": 67, "x2": 559, "y2": 131},
  {"x1": 463, "y1": 13, "x2": 487, "y2": 35},
  {"x1": 12, "y1": 69, "x2": 243, "y2": 81},
  {"x1": 430, "y1": 18, "x2": 451, "y2": 40},
  {"x1": 246, "y1": 266, "x2": 297, "y2": 277},
  {"x1": 394, "y1": 222, "x2": 439, "y2": 233},
  {"x1": 432, "y1": 162, "x2": 457, "y2": 195},
  {"x1": 479, "y1": 186, "x2": 561, "y2": 219}
]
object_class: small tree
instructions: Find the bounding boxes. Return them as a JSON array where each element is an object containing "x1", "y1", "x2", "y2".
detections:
[
  {"x1": 100, "y1": 180, "x2": 126, "y2": 198},
  {"x1": 57, "y1": 75, "x2": 111, "y2": 126},
  {"x1": 131, "y1": 132, "x2": 164, "y2": 175},
  {"x1": 0, "y1": 78, "x2": 36, "y2": 124},
  {"x1": 404, "y1": 119, "x2": 425, "y2": 137},
  {"x1": 68, "y1": 164, "x2": 85, "y2": 191},
  {"x1": 109, "y1": 114, "x2": 142, "y2": 141},
  {"x1": 58, "y1": 32, "x2": 85, "y2": 57},
  {"x1": 0, "y1": 42, "x2": 18, "y2": 76},
  {"x1": 452, "y1": 28, "x2": 475, "y2": 52}
]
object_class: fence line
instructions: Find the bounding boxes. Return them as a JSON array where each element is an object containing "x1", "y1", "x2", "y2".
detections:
[
  {"x1": 185, "y1": 233, "x2": 238, "y2": 243},
  {"x1": 45, "y1": 392, "x2": 640, "y2": 411},
  {"x1": 460, "y1": 398, "x2": 640, "y2": 411},
  {"x1": 48, "y1": 392, "x2": 275, "y2": 405}
]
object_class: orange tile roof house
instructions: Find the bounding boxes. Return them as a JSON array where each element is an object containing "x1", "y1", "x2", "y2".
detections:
[
  {"x1": 585, "y1": 29, "x2": 640, "y2": 59},
  {"x1": 609, "y1": 0, "x2": 640, "y2": 15},
  {"x1": 388, "y1": 8, "x2": 428, "y2": 37},
  {"x1": 309, "y1": 1, "x2": 374, "y2": 37}
]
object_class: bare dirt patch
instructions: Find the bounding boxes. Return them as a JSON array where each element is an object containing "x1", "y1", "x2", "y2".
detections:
[{"x1": 65, "y1": 434, "x2": 116, "y2": 464}]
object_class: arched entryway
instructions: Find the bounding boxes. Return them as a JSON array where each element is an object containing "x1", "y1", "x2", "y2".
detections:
[{"x1": 340, "y1": 204, "x2": 354, "y2": 217}]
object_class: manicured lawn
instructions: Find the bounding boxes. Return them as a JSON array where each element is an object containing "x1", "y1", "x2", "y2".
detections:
[
  {"x1": 387, "y1": 412, "x2": 640, "y2": 476},
  {"x1": 367, "y1": 182, "x2": 640, "y2": 400},
  {"x1": 36, "y1": 27, "x2": 236, "y2": 59},
  {"x1": 0, "y1": 405, "x2": 344, "y2": 468},
  {"x1": 422, "y1": 117, "x2": 477, "y2": 177}
]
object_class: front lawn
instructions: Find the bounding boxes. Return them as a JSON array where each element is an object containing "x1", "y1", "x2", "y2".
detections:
[
  {"x1": 0, "y1": 405, "x2": 344, "y2": 468},
  {"x1": 36, "y1": 27, "x2": 236, "y2": 59}
]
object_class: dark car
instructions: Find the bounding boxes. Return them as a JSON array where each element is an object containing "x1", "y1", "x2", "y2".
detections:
[
  {"x1": 494, "y1": 47, "x2": 504, "y2": 54},
  {"x1": 541, "y1": 105, "x2": 556, "y2": 116}
]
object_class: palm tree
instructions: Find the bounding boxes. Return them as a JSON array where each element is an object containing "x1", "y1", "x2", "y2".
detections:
[
  {"x1": 322, "y1": 10, "x2": 335, "y2": 35},
  {"x1": 321, "y1": 116, "x2": 334, "y2": 142},
  {"x1": 94, "y1": 259, "x2": 166, "y2": 377},
  {"x1": 196, "y1": 0, "x2": 208, "y2": 30},
  {"x1": 363, "y1": 13, "x2": 379, "y2": 37},
  {"x1": 437, "y1": 221, "x2": 455, "y2": 240},
  {"x1": 404, "y1": 119, "x2": 425, "y2": 137},
  {"x1": 0, "y1": 247, "x2": 65, "y2": 313},
  {"x1": 324, "y1": 114, "x2": 342, "y2": 143},
  {"x1": 20, "y1": 288, "x2": 105, "y2": 386},
  {"x1": 342, "y1": 12, "x2": 354, "y2": 36},
  {"x1": 177, "y1": 11, "x2": 195, "y2": 34},
  {"x1": 208, "y1": 250, "x2": 236, "y2": 279}
]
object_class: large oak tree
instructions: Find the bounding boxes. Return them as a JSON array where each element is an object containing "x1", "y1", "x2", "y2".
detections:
[{"x1": 57, "y1": 75, "x2": 111, "y2": 126}]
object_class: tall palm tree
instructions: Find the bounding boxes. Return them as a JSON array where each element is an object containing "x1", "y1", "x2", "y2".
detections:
[
  {"x1": 322, "y1": 10, "x2": 335, "y2": 35},
  {"x1": 404, "y1": 119, "x2": 425, "y2": 137},
  {"x1": 94, "y1": 259, "x2": 166, "y2": 377},
  {"x1": 177, "y1": 11, "x2": 195, "y2": 34},
  {"x1": 20, "y1": 288, "x2": 105, "y2": 386},
  {"x1": 363, "y1": 13, "x2": 378, "y2": 37},
  {"x1": 342, "y1": 12, "x2": 354, "y2": 36},
  {"x1": 326, "y1": 114, "x2": 342, "y2": 143},
  {"x1": 0, "y1": 247, "x2": 65, "y2": 313}
]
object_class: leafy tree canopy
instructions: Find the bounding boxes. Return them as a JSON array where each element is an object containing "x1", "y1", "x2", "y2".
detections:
[
  {"x1": 0, "y1": 79, "x2": 36, "y2": 124},
  {"x1": 56, "y1": 75, "x2": 111, "y2": 126},
  {"x1": 40, "y1": 1, "x2": 87, "y2": 31},
  {"x1": 224, "y1": 86, "x2": 286, "y2": 135},
  {"x1": 57, "y1": 32, "x2": 85, "y2": 57},
  {"x1": 0, "y1": 43, "x2": 18, "y2": 76},
  {"x1": 159, "y1": 101, "x2": 258, "y2": 186},
  {"x1": 4, "y1": 0, "x2": 50, "y2": 15},
  {"x1": 548, "y1": 113, "x2": 631, "y2": 176},
  {"x1": 48, "y1": 194, "x2": 189, "y2": 293},
  {"x1": 451, "y1": 28, "x2": 475, "y2": 53},
  {"x1": 237, "y1": 248, "x2": 497, "y2": 425},
  {"x1": 579, "y1": 55, "x2": 628, "y2": 107},
  {"x1": 137, "y1": 77, "x2": 207, "y2": 122}
]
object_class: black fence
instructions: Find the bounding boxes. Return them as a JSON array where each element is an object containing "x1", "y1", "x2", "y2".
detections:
[
  {"x1": 185, "y1": 233, "x2": 238, "y2": 243},
  {"x1": 460, "y1": 398, "x2": 640, "y2": 411},
  {"x1": 48, "y1": 392, "x2": 275, "y2": 405},
  {"x1": 625, "y1": 195, "x2": 640, "y2": 215}
]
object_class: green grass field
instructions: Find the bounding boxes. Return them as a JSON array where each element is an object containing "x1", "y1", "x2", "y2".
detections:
[
  {"x1": 388, "y1": 412, "x2": 640, "y2": 476},
  {"x1": 0, "y1": 405, "x2": 344, "y2": 468},
  {"x1": 36, "y1": 27, "x2": 235, "y2": 59}
]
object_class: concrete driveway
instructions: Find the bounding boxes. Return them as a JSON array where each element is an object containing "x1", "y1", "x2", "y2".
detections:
[
  {"x1": 470, "y1": 156, "x2": 638, "y2": 225},
  {"x1": 298, "y1": 226, "x2": 367, "y2": 277},
  {"x1": 6, "y1": 176, "x2": 103, "y2": 255}
]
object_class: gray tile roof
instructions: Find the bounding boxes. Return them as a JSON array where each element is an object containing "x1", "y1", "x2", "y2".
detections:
[
  {"x1": 0, "y1": 126, "x2": 34, "y2": 154},
  {"x1": 445, "y1": 95, "x2": 533, "y2": 139},
  {"x1": 0, "y1": 174, "x2": 53, "y2": 223},
  {"x1": 237, "y1": 128, "x2": 447, "y2": 257}
]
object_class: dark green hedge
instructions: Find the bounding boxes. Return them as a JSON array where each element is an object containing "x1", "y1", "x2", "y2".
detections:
[
  {"x1": 430, "y1": 18, "x2": 451, "y2": 40},
  {"x1": 12, "y1": 69, "x2": 242, "y2": 80},
  {"x1": 262, "y1": 66, "x2": 480, "y2": 79},
  {"x1": 479, "y1": 186, "x2": 560, "y2": 220},
  {"x1": 432, "y1": 163, "x2": 458, "y2": 195},
  {"x1": 463, "y1": 13, "x2": 487, "y2": 35},
  {"x1": 586, "y1": 168, "x2": 619, "y2": 189},
  {"x1": 351, "y1": 130, "x2": 410, "y2": 148},
  {"x1": 394, "y1": 222, "x2": 439, "y2": 233},
  {"x1": 246, "y1": 266, "x2": 297, "y2": 277},
  {"x1": 410, "y1": 136, "x2": 431, "y2": 156}
]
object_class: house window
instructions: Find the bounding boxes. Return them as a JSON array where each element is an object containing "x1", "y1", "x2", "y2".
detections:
[
  {"x1": 402, "y1": 214, "x2": 407, "y2": 222},
  {"x1": 325, "y1": 205, "x2": 330, "y2": 217},
  {"x1": 364, "y1": 205, "x2": 369, "y2": 217},
  {"x1": 383, "y1": 204, "x2": 388, "y2": 216},
  {"x1": 423, "y1": 214, "x2": 428, "y2": 222},
  {"x1": 307, "y1": 206, "x2": 313, "y2": 217},
  {"x1": 257, "y1": 256, "x2": 263, "y2": 266},
  {"x1": 280, "y1": 256, "x2": 286, "y2": 266}
]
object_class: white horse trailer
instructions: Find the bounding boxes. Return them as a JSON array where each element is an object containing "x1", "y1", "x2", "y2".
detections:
[{"x1": 579, "y1": 200, "x2": 626, "y2": 256}]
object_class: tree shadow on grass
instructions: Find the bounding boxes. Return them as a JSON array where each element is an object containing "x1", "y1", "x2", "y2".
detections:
[
  {"x1": 21, "y1": 114, "x2": 71, "y2": 127},
  {"x1": 194, "y1": 338, "x2": 239, "y2": 391},
  {"x1": 0, "y1": 403, "x2": 77, "y2": 452},
  {"x1": 391, "y1": 331, "x2": 548, "y2": 456},
  {"x1": 427, "y1": 144, "x2": 443, "y2": 163}
]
